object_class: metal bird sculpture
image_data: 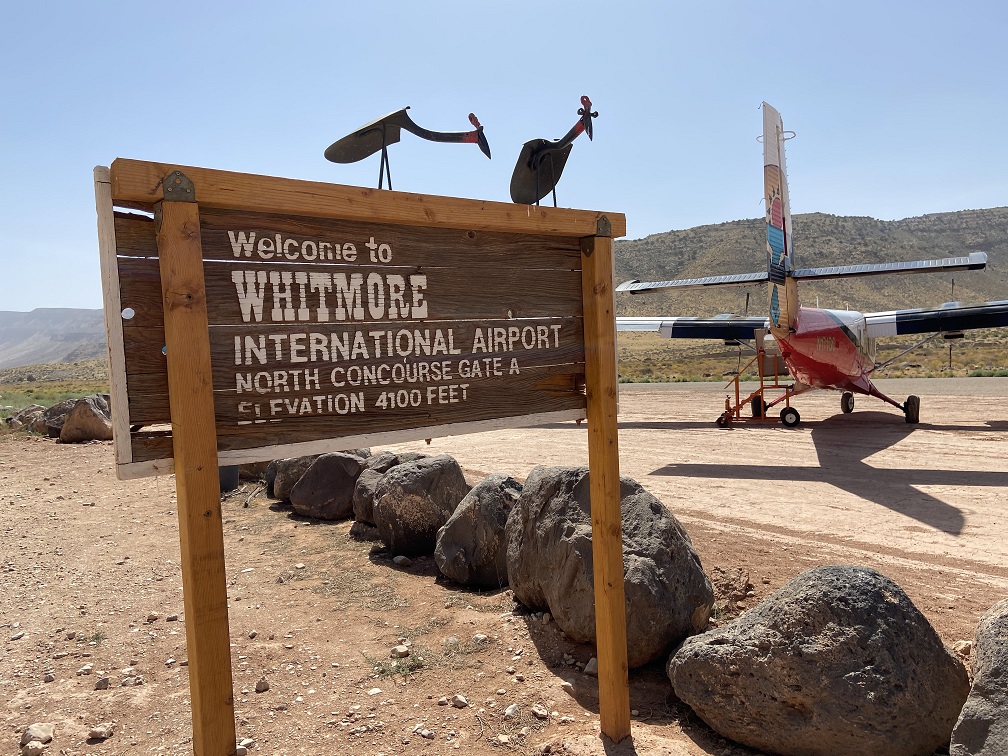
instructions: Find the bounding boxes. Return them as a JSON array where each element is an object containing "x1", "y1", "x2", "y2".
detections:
[
  {"x1": 510, "y1": 95, "x2": 597, "y2": 206},
  {"x1": 324, "y1": 107, "x2": 491, "y2": 190}
]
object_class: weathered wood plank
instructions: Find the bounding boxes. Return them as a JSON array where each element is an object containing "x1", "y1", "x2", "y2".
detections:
[
  {"x1": 130, "y1": 367, "x2": 585, "y2": 463},
  {"x1": 124, "y1": 407, "x2": 588, "y2": 474},
  {"x1": 110, "y1": 159, "x2": 627, "y2": 238},
  {"x1": 580, "y1": 233, "x2": 630, "y2": 743},
  {"x1": 123, "y1": 317, "x2": 586, "y2": 425},
  {"x1": 117, "y1": 256, "x2": 167, "y2": 329},
  {"x1": 201, "y1": 208, "x2": 583, "y2": 268},
  {"x1": 117, "y1": 255, "x2": 584, "y2": 327},
  {"x1": 156, "y1": 200, "x2": 237, "y2": 756},
  {"x1": 203, "y1": 260, "x2": 584, "y2": 325},
  {"x1": 115, "y1": 207, "x2": 585, "y2": 268},
  {"x1": 113, "y1": 211, "x2": 158, "y2": 257},
  {"x1": 95, "y1": 167, "x2": 134, "y2": 469}
]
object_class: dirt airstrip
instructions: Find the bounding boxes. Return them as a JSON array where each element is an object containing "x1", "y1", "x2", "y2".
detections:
[{"x1": 2, "y1": 377, "x2": 1006, "y2": 755}]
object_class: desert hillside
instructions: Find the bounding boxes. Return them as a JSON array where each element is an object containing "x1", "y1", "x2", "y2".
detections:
[
  {"x1": 0, "y1": 309, "x2": 105, "y2": 370},
  {"x1": 615, "y1": 207, "x2": 1008, "y2": 317}
]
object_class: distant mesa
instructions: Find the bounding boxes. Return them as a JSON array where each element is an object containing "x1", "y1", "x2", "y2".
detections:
[{"x1": 0, "y1": 308, "x2": 105, "y2": 371}]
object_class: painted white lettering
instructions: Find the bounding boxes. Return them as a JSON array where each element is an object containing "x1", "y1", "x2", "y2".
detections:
[
  {"x1": 387, "y1": 274, "x2": 407, "y2": 319},
  {"x1": 257, "y1": 237, "x2": 275, "y2": 259},
  {"x1": 228, "y1": 230, "x2": 256, "y2": 257},
  {"x1": 366, "y1": 272, "x2": 385, "y2": 319},
  {"x1": 294, "y1": 272, "x2": 310, "y2": 321},
  {"x1": 333, "y1": 273, "x2": 365, "y2": 321},
  {"x1": 309, "y1": 272, "x2": 332, "y2": 321},
  {"x1": 409, "y1": 274, "x2": 428, "y2": 318},
  {"x1": 289, "y1": 333, "x2": 307, "y2": 363},
  {"x1": 244, "y1": 335, "x2": 266, "y2": 365},
  {"x1": 268, "y1": 271, "x2": 295, "y2": 322},
  {"x1": 232, "y1": 270, "x2": 268, "y2": 322}
]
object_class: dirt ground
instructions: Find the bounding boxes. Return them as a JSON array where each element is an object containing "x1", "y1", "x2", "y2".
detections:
[{"x1": 2, "y1": 377, "x2": 1007, "y2": 756}]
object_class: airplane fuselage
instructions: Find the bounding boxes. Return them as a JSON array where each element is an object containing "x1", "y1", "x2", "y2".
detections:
[{"x1": 776, "y1": 306, "x2": 876, "y2": 394}]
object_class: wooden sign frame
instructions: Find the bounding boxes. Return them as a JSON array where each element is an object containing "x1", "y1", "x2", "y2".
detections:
[{"x1": 94, "y1": 160, "x2": 630, "y2": 751}]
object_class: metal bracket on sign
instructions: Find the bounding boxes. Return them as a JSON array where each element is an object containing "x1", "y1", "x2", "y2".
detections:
[{"x1": 162, "y1": 170, "x2": 196, "y2": 202}]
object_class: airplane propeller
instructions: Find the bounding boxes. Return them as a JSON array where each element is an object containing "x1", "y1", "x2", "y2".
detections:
[
  {"x1": 324, "y1": 107, "x2": 491, "y2": 190},
  {"x1": 510, "y1": 95, "x2": 598, "y2": 207}
]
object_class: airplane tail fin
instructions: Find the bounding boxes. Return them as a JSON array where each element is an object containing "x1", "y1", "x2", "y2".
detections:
[
  {"x1": 763, "y1": 102, "x2": 799, "y2": 336},
  {"x1": 616, "y1": 103, "x2": 990, "y2": 304}
]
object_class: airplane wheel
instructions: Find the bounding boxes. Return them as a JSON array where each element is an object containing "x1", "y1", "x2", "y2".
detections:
[
  {"x1": 904, "y1": 395, "x2": 920, "y2": 424},
  {"x1": 780, "y1": 407, "x2": 801, "y2": 428},
  {"x1": 751, "y1": 397, "x2": 765, "y2": 418},
  {"x1": 841, "y1": 392, "x2": 854, "y2": 414}
]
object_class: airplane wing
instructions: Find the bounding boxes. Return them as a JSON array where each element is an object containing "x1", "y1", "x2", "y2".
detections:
[
  {"x1": 616, "y1": 272, "x2": 767, "y2": 293},
  {"x1": 865, "y1": 300, "x2": 1008, "y2": 337},
  {"x1": 792, "y1": 252, "x2": 987, "y2": 281},
  {"x1": 616, "y1": 252, "x2": 988, "y2": 294},
  {"x1": 616, "y1": 315, "x2": 769, "y2": 341}
]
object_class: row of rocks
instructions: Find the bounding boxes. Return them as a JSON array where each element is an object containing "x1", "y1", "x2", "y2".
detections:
[
  {"x1": 506, "y1": 466, "x2": 712, "y2": 670},
  {"x1": 266, "y1": 452, "x2": 713, "y2": 670},
  {"x1": 4, "y1": 395, "x2": 112, "y2": 443},
  {"x1": 264, "y1": 448, "x2": 1007, "y2": 755}
]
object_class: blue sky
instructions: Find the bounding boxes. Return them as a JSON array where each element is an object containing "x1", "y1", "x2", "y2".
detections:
[{"x1": 1, "y1": 1, "x2": 1005, "y2": 311}]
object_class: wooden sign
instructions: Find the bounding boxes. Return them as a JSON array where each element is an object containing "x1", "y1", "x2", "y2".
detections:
[
  {"x1": 94, "y1": 160, "x2": 630, "y2": 752},
  {"x1": 97, "y1": 163, "x2": 623, "y2": 479}
]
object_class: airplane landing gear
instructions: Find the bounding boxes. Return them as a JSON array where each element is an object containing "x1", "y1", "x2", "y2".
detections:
[
  {"x1": 780, "y1": 406, "x2": 801, "y2": 428},
  {"x1": 841, "y1": 391, "x2": 855, "y2": 414},
  {"x1": 904, "y1": 395, "x2": 920, "y2": 424}
]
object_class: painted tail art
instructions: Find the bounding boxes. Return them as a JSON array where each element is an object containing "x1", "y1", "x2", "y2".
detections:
[{"x1": 762, "y1": 102, "x2": 799, "y2": 338}]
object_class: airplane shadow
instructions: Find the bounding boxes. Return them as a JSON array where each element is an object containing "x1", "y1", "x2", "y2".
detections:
[{"x1": 649, "y1": 412, "x2": 1008, "y2": 536}]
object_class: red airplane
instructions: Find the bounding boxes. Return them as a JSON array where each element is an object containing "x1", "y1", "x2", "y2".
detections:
[{"x1": 616, "y1": 102, "x2": 1008, "y2": 427}]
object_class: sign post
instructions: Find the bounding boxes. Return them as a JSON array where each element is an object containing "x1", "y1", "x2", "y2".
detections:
[
  {"x1": 156, "y1": 190, "x2": 237, "y2": 755},
  {"x1": 581, "y1": 227, "x2": 631, "y2": 741},
  {"x1": 95, "y1": 161, "x2": 631, "y2": 749}
]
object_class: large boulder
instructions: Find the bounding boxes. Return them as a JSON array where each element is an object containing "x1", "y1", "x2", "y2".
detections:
[
  {"x1": 372, "y1": 455, "x2": 470, "y2": 556},
  {"x1": 352, "y1": 468, "x2": 386, "y2": 525},
  {"x1": 6, "y1": 404, "x2": 44, "y2": 429},
  {"x1": 271, "y1": 456, "x2": 320, "y2": 501},
  {"x1": 951, "y1": 597, "x2": 1008, "y2": 755},
  {"x1": 270, "y1": 449, "x2": 370, "y2": 501},
  {"x1": 59, "y1": 396, "x2": 113, "y2": 443},
  {"x1": 435, "y1": 474, "x2": 521, "y2": 587},
  {"x1": 289, "y1": 453, "x2": 365, "y2": 520},
  {"x1": 668, "y1": 565, "x2": 970, "y2": 756},
  {"x1": 40, "y1": 399, "x2": 79, "y2": 437},
  {"x1": 506, "y1": 466, "x2": 713, "y2": 668},
  {"x1": 353, "y1": 452, "x2": 429, "y2": 525}
]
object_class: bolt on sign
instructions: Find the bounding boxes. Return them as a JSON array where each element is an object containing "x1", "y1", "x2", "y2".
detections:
[{"x1": 94, "y1": 160, "x2": 631, "y2": 752}]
